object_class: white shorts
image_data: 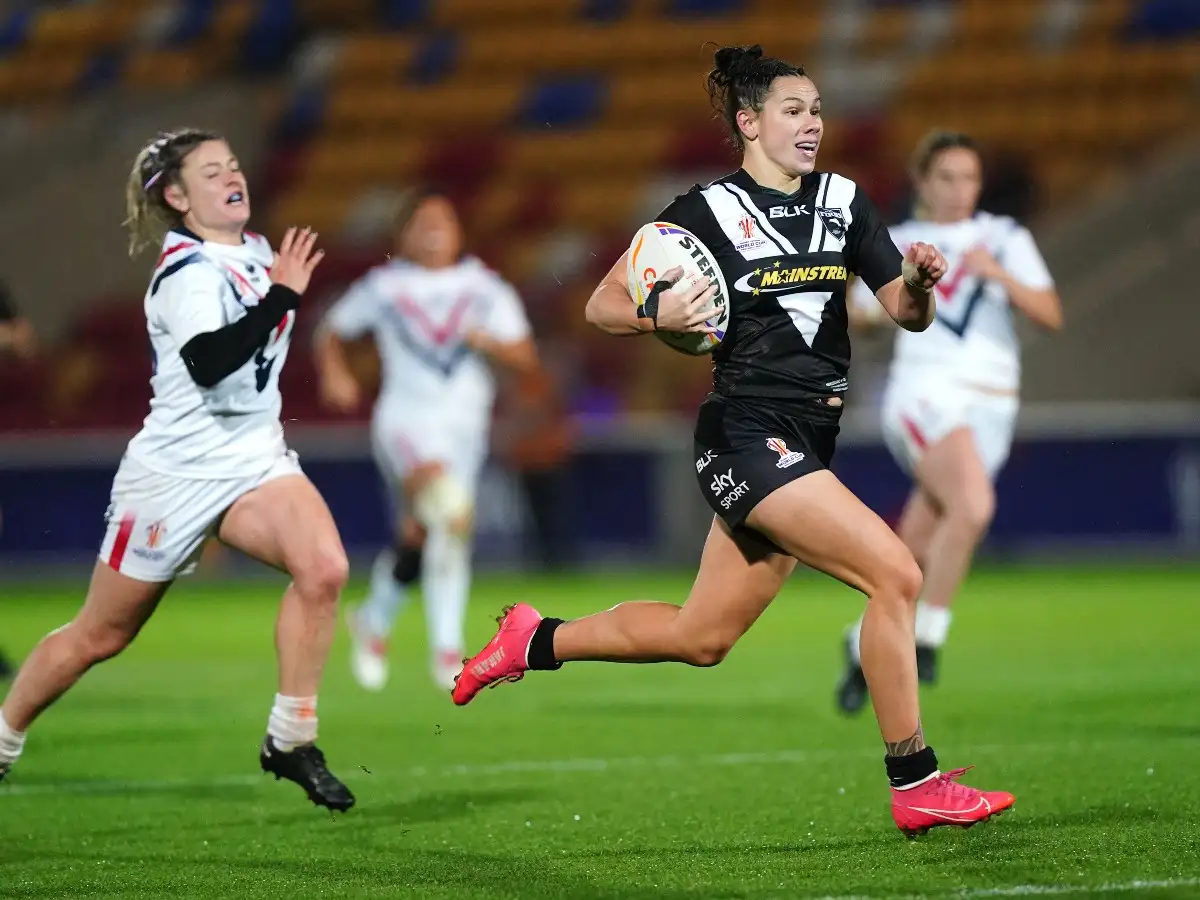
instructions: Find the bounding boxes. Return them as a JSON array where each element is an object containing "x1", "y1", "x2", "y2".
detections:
[
  {"x1": 880, "y1": 375, "x2": 1019, "y2": 480},
  {"x1": 370, "y1": 411, "x2": 487, "y2": 521},
  {"x1": 98, "y1": 449, "x2": 304, "y2": 582}
]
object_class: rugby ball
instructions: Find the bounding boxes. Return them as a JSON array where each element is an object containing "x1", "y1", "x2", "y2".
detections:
[{"x1": 626, "y1": 221, "x2": 729, "y2": 356}]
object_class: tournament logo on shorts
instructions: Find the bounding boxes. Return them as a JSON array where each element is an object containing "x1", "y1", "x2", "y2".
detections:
[
  {"x1": 766, "y1": 438, "x2": 806, "y2": 469},
  {"x1": 145, "y1": 520, "x2": 166, "y2": 550}
]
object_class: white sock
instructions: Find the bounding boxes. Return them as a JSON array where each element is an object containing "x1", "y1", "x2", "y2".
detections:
[
  {"x1": 422, "y1": 525, "x2": 470, "y2": 657},
  {"x1": 0, "y1": 710, "x2": 27, "y2": 766},
  {"x1": 914, "y1": 602, "x2": 952, "y2": 648},
  {"x1": 267, "y1": 694, "x2": 318, "y2": 752},
  {"x1": 847, "y1": 614, "x2": 865, "y2": 665},
  {"x1": 359, "y1": 548, "x2": 409, "y2": 638}
]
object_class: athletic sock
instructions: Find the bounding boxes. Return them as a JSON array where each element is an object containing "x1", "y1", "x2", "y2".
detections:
[
  {"x1": 359, "y1": 548, "x2": 409, "y2": 638},
  {"x1": 886, "y1": 746, "x2": 939, "y2": 789},
  {"x1": 847, "y1": 614, "x2": 864, "y2": 665},
  {"x1": 422, "y1": 525, "x2": 470, "y2": 657},
  {"x1": 527, "y1": 618, "x2": 564, "y2": 671},
  {"x1": 267, "y1": 694, "x2": 318, "y2": 752},
  {"x1": 914, "y1": 602, "x2": 952, "y2": 648},
  {"x1": 0, "y1": 711, "x2": 26, "y2": 766}
]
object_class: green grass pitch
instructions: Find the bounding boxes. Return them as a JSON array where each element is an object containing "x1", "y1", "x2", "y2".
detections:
[{"x1": 1, "y1": 563, "x2": 1198, "y2": 899}]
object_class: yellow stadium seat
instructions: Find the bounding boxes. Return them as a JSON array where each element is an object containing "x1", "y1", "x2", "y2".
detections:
[
  {"x1": 324, "y1": 82, "x2": 526, "y2": 134},
  {"x1": 950, "y1": 0, "x2": 1043, "y2": 48},
  {"x1": 331, "y1": 35, "x2": 420, "y2": 86},
  {"x1": 124, "y1": 49, "x2": 213, "y2": 90},
  {"x1": 304, "y1": 135, "x2": 428, "y2": 185},
  {"x1": 604, "y1": 70, "x2": 713, "y2": 124},
  {"x1": 858, "y1": 6, "x2": 914, "y2": 59},
  {"x1": 557, "y1": 179, "x2": 645, "y2": 231},
  {"x1": 431, "y1": 0, "x2": 584, "y2": 29},
  {"x1": 297, "y1": 0, "x2": 378, "y2": 29},
  {"x1": 267, "y1": 189, "x2": 357, "y2": 240},
  {"x1": 502, "y1": 128, "x2": 670, "y2": 178},
  {"x1": 470, "y1": 183, "x2": 526, "y2": 236},
  {"x1": 29, "y1": 3, "x2": 142, "y2": 48}
]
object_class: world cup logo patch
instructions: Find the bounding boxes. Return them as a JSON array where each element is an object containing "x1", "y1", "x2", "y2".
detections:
[{"x1": 766, "y1": 438, "x2": 806, "y2": 469}]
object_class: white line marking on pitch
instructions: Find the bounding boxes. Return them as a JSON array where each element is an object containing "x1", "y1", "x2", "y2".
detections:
[{"x1": 819, "y1": 877, "x2": 1200, "y2": 899}]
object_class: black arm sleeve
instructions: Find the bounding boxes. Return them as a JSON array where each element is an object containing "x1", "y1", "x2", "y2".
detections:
[
  {"x1": 179, "y1": 285, "x2": 299, "y2": 389},
  {"x1": 844, "y1": 186, "x2": 902, "y2": 294}
]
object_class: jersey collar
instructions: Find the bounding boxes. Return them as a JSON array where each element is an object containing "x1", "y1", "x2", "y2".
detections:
[{"x1": 729, "y1": 167, "x2": 814, "y2": 202}]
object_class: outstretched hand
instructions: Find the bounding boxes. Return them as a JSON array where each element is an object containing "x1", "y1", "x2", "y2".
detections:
[{"x1": 270, "y1": 226, "x2": 326, "y2": 295}]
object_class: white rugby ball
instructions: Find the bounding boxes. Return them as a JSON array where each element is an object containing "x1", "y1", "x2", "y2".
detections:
[{"x1": 626, "y1": 220, "x2": 729, "y2": 356}]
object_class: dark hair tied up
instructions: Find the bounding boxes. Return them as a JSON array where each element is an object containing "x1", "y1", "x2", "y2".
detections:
[{"x1": 706, "y1": 44, "x2": 806, "y2": 150}]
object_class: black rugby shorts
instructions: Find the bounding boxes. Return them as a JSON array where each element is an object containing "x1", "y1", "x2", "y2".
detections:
[{"x1": 693, "y1": 394, "x2": 841, "y2": 530}]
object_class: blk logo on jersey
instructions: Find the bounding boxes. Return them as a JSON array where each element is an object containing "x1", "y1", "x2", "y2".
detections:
[
  {"x1": 817, "y1": 208, "x2": 847, "y2": 240},
  {"x1": 766, "y1": 438, "x2": 806, "y2": 469},
  {"x1": 696, "y1": 450, "x2": 716, "y2": 473},
  {"x1": 769, "y1": 204, "x2": 810, "y2": 219}
]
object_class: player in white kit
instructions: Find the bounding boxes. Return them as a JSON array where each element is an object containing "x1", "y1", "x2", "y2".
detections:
[
  {"x1": 836, "y1": 131, "x2": 1063, "y2": 713},
  {"x1": 315, "y1": 188, "x2": 538, "y2": 693},
  {"x1": 0, "y1": 129, "x2": 355, "y2": 810}
]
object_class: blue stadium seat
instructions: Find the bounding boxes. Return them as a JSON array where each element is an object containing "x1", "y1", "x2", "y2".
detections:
[
  {"x1": 1127, "y1": 0, "x2": 1200, "y2": 39},
  {"x1": 410, "y1": 31, "x2": 459, "y2": 84},
  {"x1": 517, "y1": 75, "x2": 607, "y2": 129}
]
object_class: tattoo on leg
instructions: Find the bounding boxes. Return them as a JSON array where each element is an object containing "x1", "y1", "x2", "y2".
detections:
[{"x1": 885, "y1": 722, "x2": 926, "y2": 757}]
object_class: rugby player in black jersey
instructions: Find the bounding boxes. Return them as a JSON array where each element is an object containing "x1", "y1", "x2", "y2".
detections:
[{"x1": 451, "y1": 45, "x2": 1014, "y2": 837}]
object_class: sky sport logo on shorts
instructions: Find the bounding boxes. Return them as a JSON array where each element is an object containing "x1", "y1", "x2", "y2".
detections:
[{"x1": 766, "y1": 438, "x2": 806, "y2": 469}]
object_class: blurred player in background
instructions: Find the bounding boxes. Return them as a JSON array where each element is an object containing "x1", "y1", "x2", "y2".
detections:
[
  {"x1": 0, "y1": 278, "x2": 37, "y2": 680},
  {"x1": 315, "y1": 187, "x2": 539, "y2": 692},
  {"x1": 836, "y1": 131, "x2": 1063, "y2": 714},
  {"x1": 450, "y1": 46, "x2": 1016, "y2": 838},
  {"x1": 0, "y1": 130, "x2": 355, "y2": 812}
]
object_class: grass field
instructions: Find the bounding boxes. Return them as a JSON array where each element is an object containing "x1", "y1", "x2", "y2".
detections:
[{"x1": 1, "y1": 563, "x2": 1198, "y2": 899}]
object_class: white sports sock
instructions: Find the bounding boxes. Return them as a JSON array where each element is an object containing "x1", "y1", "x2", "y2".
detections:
[
  {"x1": 422, "y1": 525, "x2": 470, "y2": 656},
  {"x1": 267, "y1": 694, "x2": 318, "y2": 752},
  {"x1": 359, "y1": 548, "x2": 409, "y2": 638},
  {"x1": 0, "y1": 710, "x2": 27, "y2": 766},
  {"x1": 848, "y1": 614, "x2": 865, "y2": 665},
  {"x1": 914, "y1": 602, "x2": 952, "y2": 648}
]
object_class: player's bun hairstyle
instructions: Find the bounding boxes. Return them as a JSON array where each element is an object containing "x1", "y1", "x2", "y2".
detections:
[
  {"x1": 911, "y1": 129, "x2": 979, "y2": 178},
  {"x1": 706, "y1": 44, "x2": 806, "y2": 150},
  {"x1": 123, "y1": 127, "x2": 223, "y2": 258}
]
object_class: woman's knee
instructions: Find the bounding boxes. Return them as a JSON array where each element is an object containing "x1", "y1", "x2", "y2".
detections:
[
  {"x1": 294, "y1": 543, "x2": 350, "y2": 600},
  {"x1": 69, "y1": 621, "x2": 134, "y2": 665},
  {"x1": 948, "y1": 481, "x2": 996, "y2": 536},
  {"x1": 869, "y1": 543, "x2": 924, "y2": 608},
  {"x1": 678, "y1": 633, "x2": 737, "y2": 667}
]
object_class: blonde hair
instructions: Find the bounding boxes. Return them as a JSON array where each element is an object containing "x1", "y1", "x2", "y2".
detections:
[{"x1": 122, "y1": 128, "x2": 222, "y2": 258}]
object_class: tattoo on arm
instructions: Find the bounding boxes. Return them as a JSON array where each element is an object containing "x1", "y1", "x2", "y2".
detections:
[{"x1": 885, "y1": 723, "x2": 926, "y2": 757}]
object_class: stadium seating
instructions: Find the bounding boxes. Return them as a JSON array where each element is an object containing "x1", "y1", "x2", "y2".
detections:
[{"x1": 2, "y1": 0, "x2": 1198, "y2": 431}]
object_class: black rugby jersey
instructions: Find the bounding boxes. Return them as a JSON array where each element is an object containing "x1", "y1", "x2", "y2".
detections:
[{"x1": 657, "y1": 168, "x2": 902, "y2": 407}]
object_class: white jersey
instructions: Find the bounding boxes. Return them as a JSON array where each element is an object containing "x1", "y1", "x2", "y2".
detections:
[
  {"x1": 125, "y1": 228, "x2": 292, "y2": 479},
  {"x1": 322, "y1": 255, "x2": 530, "y2": 433},
  {"x1": 852, "y1": 211, "x2": 1054, "y2": 391}
]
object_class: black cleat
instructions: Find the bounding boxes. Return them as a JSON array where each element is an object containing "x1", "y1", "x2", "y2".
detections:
[
  {"x1": 835, "y1": 633, "x2": 869, "y2": 716},
  {"x1": 259, "y1": 736, "x2": 355, "y2": 812},
  {"x1": 916, "y1": 644, "x2": 938, "y2": 685},
  {"x1": 0, "y1": 650, "x2": 13, "y2": 681},
  {"x1": 0, "y1": 763, "x2": 9, "y2": 784}
]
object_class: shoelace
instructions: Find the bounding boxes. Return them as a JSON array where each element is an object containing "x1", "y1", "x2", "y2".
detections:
[{"x1": 927, "y1": 766, "x2": 977, "y2": 800}]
